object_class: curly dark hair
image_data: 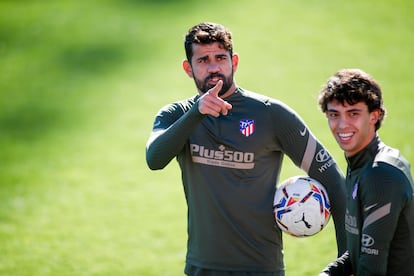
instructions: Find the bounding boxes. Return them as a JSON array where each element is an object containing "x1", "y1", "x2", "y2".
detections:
[
  {"x1": 184, "y1": 22, "x2": 233, "y2": 64},
  {"x1": 318, "y1": 69, "x2": 386, "y2": 130}
]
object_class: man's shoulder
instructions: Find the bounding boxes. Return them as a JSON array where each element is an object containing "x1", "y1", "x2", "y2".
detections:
[
  {"x1": 159, "y1": 95, "x2": 198, "y2": 113},
  {"x1": 374, "y1": 143, "x2": 409, "y2": 170},
  {"x1": 236, "y1": 88, "x2": 292, "y2": 111},
  {"x1": 357, "y1": 143, "x2": 413, "y2": 189}
]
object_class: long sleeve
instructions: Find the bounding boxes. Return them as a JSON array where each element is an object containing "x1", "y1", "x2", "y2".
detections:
[
  {"x1": 319, "y1": 251, "x2": 353, "y2": 275},
  {"x1": 307, "y1": 140, "x2": 347, "y2": 256},
  {"x1": 269, "y1": 100, "x2": 347, "y2": 255},
  {"x1": 146, "y1": 99, "x2": 204, "y2": 170},
  {"x1": 356, "y1": 162, "x2": 412, "y2": 275}
]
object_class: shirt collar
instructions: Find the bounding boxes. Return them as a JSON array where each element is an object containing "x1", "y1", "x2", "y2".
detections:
[{"x1": 346, "y1": 135, "x2": 381, "y2": 170}]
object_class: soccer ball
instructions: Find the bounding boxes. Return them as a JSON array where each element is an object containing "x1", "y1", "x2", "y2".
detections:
[{"x1": 273, "y1": 176, "x2": 331, "y2": 237}]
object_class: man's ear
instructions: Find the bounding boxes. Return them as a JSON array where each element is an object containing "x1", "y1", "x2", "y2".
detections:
[
  {"x1": 232, "y1": 53, "x2": 239, "y2": 73},
  {"x1": 371, "y1": 109, "x2": 381, "y2": 125},
  {"x1": 182, "y1": 60, "x2": 193, "y2": 78}
]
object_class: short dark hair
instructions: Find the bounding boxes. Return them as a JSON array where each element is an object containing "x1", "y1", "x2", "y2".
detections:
[
  {"x1": 318, "y1": 69, "x2": 386, "y2": 130},
  {"x1": 184, "y1": 22, "x2": 233, "y2": 63}
]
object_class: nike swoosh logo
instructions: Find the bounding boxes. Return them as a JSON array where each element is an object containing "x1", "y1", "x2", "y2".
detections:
[
  {"x1": 300, "y1": 127, "x2": 307, "y2": 136},
  {"x1": 364, "y1": 203, "x2": 378, "y2": 212}
]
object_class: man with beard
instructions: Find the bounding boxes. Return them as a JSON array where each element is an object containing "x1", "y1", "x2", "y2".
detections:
[{"x1": 146, "y1": 22, "x2": 347, "y2": 275}]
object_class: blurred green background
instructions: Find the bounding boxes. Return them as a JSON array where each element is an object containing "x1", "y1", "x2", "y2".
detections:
[{"x1": 0, "y1": 0, "x2": 413, "y2": 275}]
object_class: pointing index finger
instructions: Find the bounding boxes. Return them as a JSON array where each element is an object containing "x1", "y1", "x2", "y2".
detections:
[{"x1": 208, "y1": 80, "x2": 223, "y2": 97}]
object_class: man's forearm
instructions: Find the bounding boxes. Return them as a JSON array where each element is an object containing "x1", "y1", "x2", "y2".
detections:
[{"x1": 146, "y1": 104, "x2": 204, "y2": 170}]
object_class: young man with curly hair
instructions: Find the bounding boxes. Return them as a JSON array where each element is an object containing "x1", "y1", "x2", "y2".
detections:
[{"x1": 318, "y1": 69, "x2": 414, "y2": 275}]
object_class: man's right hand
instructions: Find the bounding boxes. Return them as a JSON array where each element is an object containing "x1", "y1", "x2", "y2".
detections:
[{"x1": 198, "y1": 80, "x2": 232, "y2": 117}]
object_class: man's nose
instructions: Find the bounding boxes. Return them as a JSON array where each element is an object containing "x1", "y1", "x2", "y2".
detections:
[
  {"x1": 208, "y1": 63, "x2": 220, "y2": 73},
  {"x1": 337, "y1": 116, "x2": 349, "y2": 129}
]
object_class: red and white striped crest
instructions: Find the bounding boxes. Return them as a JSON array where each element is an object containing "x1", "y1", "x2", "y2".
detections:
[{"x1": 240, "y1": 119, "x2": 255, "y2": 137}]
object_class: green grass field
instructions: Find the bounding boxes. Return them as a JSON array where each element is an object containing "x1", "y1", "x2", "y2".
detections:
[{"x1": 1, "y1": 0, "x2": 413, "y2": 275}]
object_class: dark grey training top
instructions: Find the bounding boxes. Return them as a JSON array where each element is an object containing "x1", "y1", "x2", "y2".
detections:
[
  {"x1": 345, "y1": 137, "x2": 414, "y2": 275},
  {"x1": 146, "y1": 88, "x2": 347, "y2": 272}
]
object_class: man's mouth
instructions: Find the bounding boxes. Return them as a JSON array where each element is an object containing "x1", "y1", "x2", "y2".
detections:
[
  {"x1": 208, "y1": 76, "x2": 222, "y2": 83},
  {"x1": 338, "y1": 132, "x2": 353, "y2": 142}
]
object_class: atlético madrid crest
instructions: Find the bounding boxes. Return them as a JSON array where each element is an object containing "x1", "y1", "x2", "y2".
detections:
[{"x1": 240, "y1": 119, "x2": 255, "y2": 137}]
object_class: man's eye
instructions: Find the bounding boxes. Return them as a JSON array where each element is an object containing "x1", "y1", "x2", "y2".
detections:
[{"x1": 197, "y1": 58, "x2": 208, "y2": 63}]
